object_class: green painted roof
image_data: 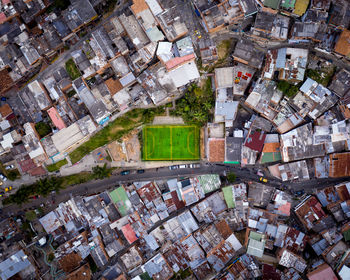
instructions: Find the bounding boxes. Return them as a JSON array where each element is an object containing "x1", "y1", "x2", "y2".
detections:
[
  {"x1": 250, "y1": 231, "x2": 263, "y2": 241},
  {"x1": 264, "y1": 0, "x2": 281, "y2": 9},
  {"x1": 344, "y1": 229, "x2": 350, "y2": 241},
  {"x1": 109, "y1": 187, "x2": 131, "y2": 216},
  {"x1": 198, "y1": 174, "x2": 221, "y2": 194},
  {"x1": 222, "y1": 186, "x2": 235, "y2": 208},
  {"x1": 280, "y1": 0, "x2": 296, "y2": 9},
  {"x1": 261, "y1": 152, "x2": 282, "y2": 163}
]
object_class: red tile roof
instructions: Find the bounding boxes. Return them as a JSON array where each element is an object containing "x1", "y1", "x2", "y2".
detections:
[
  {"x1": 47, "y1": 107, "x2": 66, "y2": 130},
  {"x1": 165, "y1": 54, "x2": 195, "y2": 71},
  {"x1": 121, "y1": 224, "x2": 138, "y2": 244},
  {"x1": 208, "y1": 138, "x2": 225, "y2": 162},
  {"x1": 0, "y1": 13, "x2": 6, "y2": 24},
  {"x1": 17, "y1": 157, "x2": 36, "y2": 173},
  {"x1": 244, "y1": 131, "x2": 266, "y2": 152},
  {"x1": 307, "y1": 263, "x2": 337, "y2": 280}
]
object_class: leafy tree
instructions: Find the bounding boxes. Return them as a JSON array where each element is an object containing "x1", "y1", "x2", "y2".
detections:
[
  {"x1": 173, "y1": 78, "x2": 214, "y2": 126},
  {"x1": 7, "y1": 169, "x2": 20, "y2": 181},
  {"x1": 92, "y1": 163, "x2": 111, "y2": 179},
  {"x1": 48, "y1": 253, "x2": 55, "y2": 262},
  {"x1": 35, "y1": 122, "x2": 51, "y2": 138},
  {"x1": 227, "y1": 172, "x2": 237, "y2": 183}
]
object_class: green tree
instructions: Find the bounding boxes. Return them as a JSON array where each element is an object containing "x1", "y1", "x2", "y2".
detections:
[
  {"x1": 227, "y1": 172, "x2": 237, "y2": 183},
  {"x1": 7, "y1": 169, "x2": 20, "y2": 181},
  {"x1": 35, "y1": 122, "x2": 52, "y2": 138},
  {"x1": 48, "y1": 253, "x2": 55, "y2": 262},
  {"x1": 92, "y1": 163, "x2": 111, "y2": 179}
]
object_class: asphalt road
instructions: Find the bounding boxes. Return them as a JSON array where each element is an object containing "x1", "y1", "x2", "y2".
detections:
[{"x1": 2, "y1": 163, "x2": 348, "y2": 217}]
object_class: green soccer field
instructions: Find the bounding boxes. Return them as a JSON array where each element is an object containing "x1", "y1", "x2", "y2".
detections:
[{"x1": 142, "y1": 125, "x2": 200, "y2": 161}]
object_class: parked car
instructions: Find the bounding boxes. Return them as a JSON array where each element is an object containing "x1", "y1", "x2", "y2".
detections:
[
  {"x1": 5, "y1": 186, "x2": 12, "y2": 192},
  {"x1": 259, "y1": 177, "x2": 268, "y2": 183},
  {"x1": 169, "y1": 165, "x2": 179, "y2": 170},
  {"x1": 5, "y1": 165, "x2": 14, "y2": 170},
  {"x1": 0, "y1": 181, "x2": 3, "y2": 186},
  {"x1": 0, "y1": 174, "x2": 7, "y2": 181},
  {"x1": 295, "y1": 189, "x2": 305, "y2": 197},
  {"x1": 179, "y1": 165, "x2": 186, "y2": 169},
  {"x1": 137, "y1": 169, "x2": 145, "y2": 174},
  {"x1": 120, "y1": 170, "x2": 130, "y2": 176}
]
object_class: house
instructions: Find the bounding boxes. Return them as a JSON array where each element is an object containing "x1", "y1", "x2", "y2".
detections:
[
  {"x1": 0, "y1": 250, "x2": 37, "y2": 280},
  {"x1": 248, "y1": 182, "x2": 274, "y2": 208},
  {"x1": 149, "y1": 0, "x2": 188, "y2": 42},
  {"x1": 233, "y1": 39, "x2": 265, "y2": 69},
  {"x1": 260, "y1": 134, "x2": 281, "y2": 164},
  {"x1": 130, "y1": 0, "x2": 164, "y2": 43},
  {"x1": 47, "y1": 107, "x2": 67, "y2": 130},
  {"x1": 334, "y1": 29, "x2": 350, "y2": 58},
  {"x1": 51, "y1": 115, "x2": 96, "y2": 155},
  {"x1": 214, "y1": 101, "x2": 239, "y2": 127},
  {"x1": 278, "y1": 248, "x2": 307, "y2": 273},
  {"x1": 199, "y1": 39, "x2": 219, "y2": 65},
  {"x1": 208, "y1": 138, "x2": 225, "y2": 162},
  {"x1": 295, "y1": 77, "x2": 339, "y2": 119},
  {"x1": 245, "y1": 79, "x2": 283, "y2": 122},
  {"x1": 307, "y1": 263, "x2": 338, "y2": 280},
  {"x1": 62, "y1": 0, "x2": 97, "y2": 32},
  {"x1": 263, "y1": 48, "x2": 308, "y2": 83},
  {"x1": 278, "y1": 160, "x2": 310, "y2": 181},
  {"x1": 250, "y1": 11, "x2": 290, "y2": 41},
  {"x1": 72, "y1": 78, "x2": 110, "y2": 125},
  {"x1": 119, "y1": 13, "x2": 149, "y2": 50},
  {"x1": 143, "y1": 253, "x2": 173, "y2": 280},
  {"x1": 291, "y1": 22, "x2": 320, "y2": 41},
  {"x1": 294, "y1": 195, "x2": 336, "y2": 232},
  {"x1": 329, "y1": 152, "x2": 350, "y2": 178},
  {"x1": 327, "y1": 0, "x2": 350, "y2": 28},
  {"x1": 192, "y1": 0, "x2": 244, "y2": 33},
  {"x1": 329, "y1": 69, "x2": 350, "y2": 98},
  {"x1": 280, "y1": 123, "x2": 326, "y2": 162},
  {"x1": 240, "y1": 0, "x2": 258, "y2": 17},
  {"x1": 225, "y1": 130, "x2": 244, "y2": 163}
]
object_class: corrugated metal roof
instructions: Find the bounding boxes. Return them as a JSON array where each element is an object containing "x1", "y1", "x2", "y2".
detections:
[{"x1": 0, "y1": 250, "x2": 31, "y2": 280}]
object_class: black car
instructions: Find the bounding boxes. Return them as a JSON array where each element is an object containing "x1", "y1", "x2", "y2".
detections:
[
  {"x1": 137, "y1": 169, "x2": 145, "y2": 174},
  {"x1": 120, "y1": 170, "x2": 130, "y2": 175}
]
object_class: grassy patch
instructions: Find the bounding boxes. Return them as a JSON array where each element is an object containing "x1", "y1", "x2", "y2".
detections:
[
  {"x1": 66, "y1": 89, "x2": 76, "y2": 98},
  {"x1": 60, "y1": 172, "x2": 95, "y2": 187},
  {"x1": 69, "y1": 108, "x2": 163, "y2": 164},
  {"x1": 65, "y1": 58, "x2": 81, "y2": 80},
  {"x1": 217, "y1": 40, "x2": 232, "y2": 60},
  {"x1": 142, "y1": 125, "x2": 200, "y2": 161},
  {"x1": 25, "y1": 210, "x2": 37, "y2": 221},
  {"x1": 277, "y1": 80, "x2": 300, "y2": 98},
  {"x1": 306, "y1": 67, "x2": 335, "y2": 87},
  {"x1": 35, "y1": 122, "x2": 52, "y2": 138},
  {"x1": 46, "y1": 159, "x2": 68, "y2": 172}
]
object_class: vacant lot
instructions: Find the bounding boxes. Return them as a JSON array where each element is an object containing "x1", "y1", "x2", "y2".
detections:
[
  {"x1": 65, "y1": 58, "x2": 81, "y2": 80},
  {"x1": 46, "y1": 159, "x2": 68, "y2": 172},
  {"x1": 142, "y1": 125, "x2": 200, "y2": 161}
]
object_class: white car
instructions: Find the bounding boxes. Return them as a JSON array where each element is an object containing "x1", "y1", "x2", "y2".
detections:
[
  {"x1": 0, "y1": 174, "x2": 7, "y2": 181},
  {"x1": 5, "y1": 165, "x2": 14, "y2": 170}
]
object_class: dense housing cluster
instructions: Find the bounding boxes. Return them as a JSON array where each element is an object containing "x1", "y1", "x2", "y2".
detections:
[{"x1": 0, "y1": 0, "x2": 349, "y2": 279}]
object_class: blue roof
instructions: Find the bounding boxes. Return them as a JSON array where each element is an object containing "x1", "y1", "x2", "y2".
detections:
[
  {"x1": 276, "y1": 48, "x2": 287, "y2": 68},
  {"x1": 300, "y1": 77, "x2": 316, "y2": 93},
  {"x1": 0, "y1": 250, "x2": 31, "y2": 280}
]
